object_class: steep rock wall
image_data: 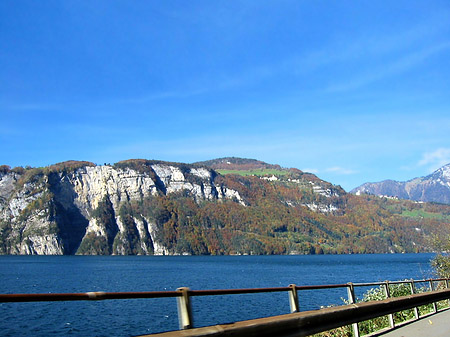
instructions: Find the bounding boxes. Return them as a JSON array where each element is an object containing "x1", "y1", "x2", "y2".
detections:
[{"x1": 0, "y1": 163, "x2": 242, "y2": 255}]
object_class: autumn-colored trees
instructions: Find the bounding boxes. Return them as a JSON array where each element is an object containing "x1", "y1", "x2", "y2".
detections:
[
  {"x1": 112, "y1": 175, "x2": 450, "y2": 256},
  {"x1": 2, "y1": 159, "x2": 449, "y2": 256}
]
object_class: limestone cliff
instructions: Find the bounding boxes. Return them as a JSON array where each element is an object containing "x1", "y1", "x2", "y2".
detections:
[
  {"x1": 0, "y1": 160, "x2": 243, "y2": 255},
  {"x1": 1, "y1": 159, "x2": 445, "y2": 256}
]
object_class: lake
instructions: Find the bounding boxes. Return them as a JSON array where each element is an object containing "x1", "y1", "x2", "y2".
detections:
[{"x1": 0, "y1": 253, "x2": 436, "y2": 336}]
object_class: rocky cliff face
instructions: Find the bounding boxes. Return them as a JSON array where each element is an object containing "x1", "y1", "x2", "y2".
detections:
[
  {"x1": 2, "y1": 159, "x2": 444, "y2": 256},
  {"x1": 351, "y1": 164, "x2": 450, "y2": 204},
  {"x1": 0, "y1": 161, "x2": 243, "y2": 255}
]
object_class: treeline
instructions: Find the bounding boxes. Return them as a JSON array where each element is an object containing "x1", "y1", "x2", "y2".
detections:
[
  {"x1": 3, "y1": 159, "x2": 449, "y2": 256},
  {"x1": 89, "y1": 173, "x2": 450, "y2": 255},
  {"x1": 195, "y1": 157, "x2": 283, "y2": 171}
]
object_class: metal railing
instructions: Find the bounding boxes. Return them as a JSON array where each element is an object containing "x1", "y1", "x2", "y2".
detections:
[
  {"x1": 1, "y1": 278, "x2": 449, "y2": 336},
  {"x1": 344, "y1": 278, "x2": 450, "y2": 337}
]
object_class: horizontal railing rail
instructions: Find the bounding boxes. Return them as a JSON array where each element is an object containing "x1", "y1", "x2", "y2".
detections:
[
  {"x1": 0, "y1": 283, "x2": 351, "y2": 302},
  {"x1": 1, "y1": 278, "x2": 449, "y2": 336},
  {"x1": 142, "y1": 288, "x2": 450, "y2": 337},
  {"x1": 0, "y1": 290, "x2": 181, "y2": 302}
]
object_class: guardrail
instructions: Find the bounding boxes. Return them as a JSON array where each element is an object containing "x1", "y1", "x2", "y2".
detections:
[{"x1": 1, "y1": 278, "x2": 449, "y2": 336}]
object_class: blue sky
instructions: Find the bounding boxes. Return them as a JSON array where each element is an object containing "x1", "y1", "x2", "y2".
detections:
[{"x1": 1, "y1": 1, "x2": 449, "y2": 191}]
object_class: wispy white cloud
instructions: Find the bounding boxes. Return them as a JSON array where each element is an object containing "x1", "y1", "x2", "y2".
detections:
[
  {"x1": 85, "y1": 12, "x2": 450, "y2": 105},
  {"x1": 4, "y1": 103, "x2": 61, "y2": 111},
  {"x1": 325, "y1": 167, "x2": 358, "y2": 175},
  {"x1": 287, "y1": 12, "x2": 450, "y2": 84},
  {"x1": 118, "y1": 88, "x2": 210, "y2": 104},
  {"x1": 418, "y1": 148, "x2": 450, "y2": 171},
  {"x1": 301, "y1": 168, "x2": 319, "y2": 174},
  {"x1": 117, "y1": 63, "x2": 279, "y2": 105},
  {"x1": 333, "y1": 15, "x2": 449, "y2": 61},
  {"x1": 327, "y1": 41, "x2": 450, "y2": 92}
]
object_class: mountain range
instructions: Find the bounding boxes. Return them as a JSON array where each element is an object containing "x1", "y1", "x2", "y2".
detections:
[
  {"x1": 1, "y1": 158, "x2": 449, "y2": 255},
  {"x1": 351, "y1": 164, "x2": 450, "y2": 204}
]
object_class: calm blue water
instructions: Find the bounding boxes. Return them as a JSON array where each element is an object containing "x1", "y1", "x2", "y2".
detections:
[{"x1": 0, "y1": 254, "x2": 435, "y2": 336}]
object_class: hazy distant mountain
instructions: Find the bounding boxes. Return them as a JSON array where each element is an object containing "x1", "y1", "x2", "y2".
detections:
[{"x1": 351, "y1": 164, "x2": 450, "y2": 204}]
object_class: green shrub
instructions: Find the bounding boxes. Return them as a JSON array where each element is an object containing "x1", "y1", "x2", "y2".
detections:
[
  {"x1": 45, "y1": 160, "x2": 95, "y2": 174},
  {"x1": 431, "y1": 254, "x2": 450, "y2": 278},
  {"x1": 18, "y1": 192, "x2": 53, "y2": 222},
  {"x1": 0, "y1": 165, "x2": 10, "y2": 174},
  {"x1": 314, "y1": 282, "x2": 439, "y2": 337},
  {"x1": 77, "y1": 232, "x2": 110, "y2": 255},
  {"x1": 312, "y1": 326, "x2": 352, "y2": 337}
]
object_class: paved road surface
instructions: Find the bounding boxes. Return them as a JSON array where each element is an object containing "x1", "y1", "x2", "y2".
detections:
[{"x1": 380, "y1": 310, "x2": 450, "y2": 337}]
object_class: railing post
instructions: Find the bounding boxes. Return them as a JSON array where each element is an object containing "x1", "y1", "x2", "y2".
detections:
[
  {"x1": 446, "y1": 278, "x2": 450, "y2": 307},
  {"x1": 409, "y1": 280, "x2": 419, "y2": 319},
  {"x1": 429, "y1": 280, "x2": 438, "y2": 313},
  {"x1": 347, "y1": 283, "x2": 360, "y2": 337},
  {"x1": 383, "y1": 281, "x2": 395, "y2": 328},
  {"x1": 288, "y1": 284, "x2": 300, "y2": 313},
  {"x1": 176, "y1": 287, "x2": 193, "y2": 330}
]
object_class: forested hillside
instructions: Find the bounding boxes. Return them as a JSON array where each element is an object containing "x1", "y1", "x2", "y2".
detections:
[
  {"x1": 1, "y1": 159, "x2": 449, "y2": 255},
  {"x1": 122, "y1": 173, "x2": 449, "y2": 255}
]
